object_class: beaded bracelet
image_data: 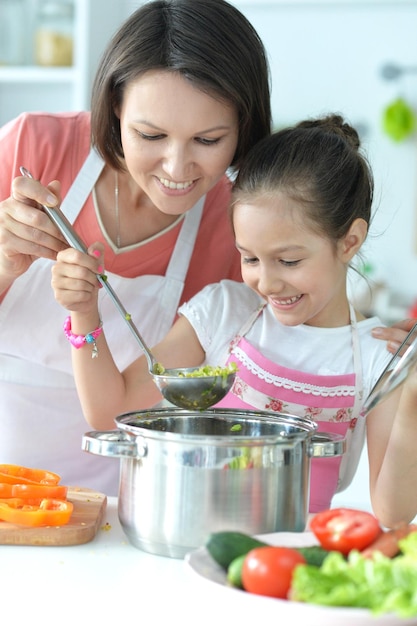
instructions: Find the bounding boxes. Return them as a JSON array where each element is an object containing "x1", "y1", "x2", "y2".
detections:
[{"x1": 63, "y1": 316, "x2": 103, "y2": 359}]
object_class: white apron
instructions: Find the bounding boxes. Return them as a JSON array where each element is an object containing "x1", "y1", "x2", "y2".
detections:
[{"x1": 0, "y1": 149, "x2": 204, "y2": 495}]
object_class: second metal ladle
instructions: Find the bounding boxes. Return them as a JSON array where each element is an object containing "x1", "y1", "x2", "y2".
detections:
[
  {"x1": 20, "y1": 167, "x2": 235, "y2": 410},
  {"x1": 363, "y1": 321, "x2": 417, "y2": 413}
]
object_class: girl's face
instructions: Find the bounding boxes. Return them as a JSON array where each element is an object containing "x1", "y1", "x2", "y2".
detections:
[
  {"x1": 233, "y1": 193, "x2": 359, "y2": 328},
  {"x1": 118, "y1": 70, "x2": 239, "y2": 215}
]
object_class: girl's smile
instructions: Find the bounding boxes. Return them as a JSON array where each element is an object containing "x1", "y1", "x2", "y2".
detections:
[{"x1": 268, "y1": 293, "x2": 304, "y2": 308}]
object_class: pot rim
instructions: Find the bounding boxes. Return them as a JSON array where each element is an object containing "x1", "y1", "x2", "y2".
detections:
[{"x1": 114, "y1": 407, "x2": 318, "y2": 445}]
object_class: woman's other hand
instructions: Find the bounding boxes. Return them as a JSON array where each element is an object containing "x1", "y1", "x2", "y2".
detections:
[
  {"x1": 0, "y1": 174, "x2": 67, "y2": 287},
  {"x1": 372, "y1": 318, "x2": 417, "y2": 355}
]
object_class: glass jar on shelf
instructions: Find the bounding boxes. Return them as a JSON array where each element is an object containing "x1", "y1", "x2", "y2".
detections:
[
  {"x1": 0, "y1": 0, "x2": 26, "y2": 66},
  {"x1": 35, "y1": 0, "x2": 74, "y2": 67}
]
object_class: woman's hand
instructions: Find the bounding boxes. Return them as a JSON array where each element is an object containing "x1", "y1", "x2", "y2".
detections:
[
  {"x1": 0, "y1": 174, "x2": 67, "y2": 286},
  {"x1": 372, "y1": 319, "x2": 417, "y2": 355},
  {"x1": 51, "y1": 243, "x2": 104, "y2": 314}
]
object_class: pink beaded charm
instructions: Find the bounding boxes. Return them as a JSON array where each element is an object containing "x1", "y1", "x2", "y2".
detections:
[{"x1": 63, "y1": 316, "x2": 103, "y2": 358}]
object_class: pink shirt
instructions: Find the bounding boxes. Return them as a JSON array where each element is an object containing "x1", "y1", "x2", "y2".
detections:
[{"x1": 0, "y1": 111, "x2": 242, "y2": 303}]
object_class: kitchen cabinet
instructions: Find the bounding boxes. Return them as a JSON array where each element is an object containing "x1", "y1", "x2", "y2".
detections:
[{"x1": 0, "y1": 0, "x2": 122, "y2": 125}]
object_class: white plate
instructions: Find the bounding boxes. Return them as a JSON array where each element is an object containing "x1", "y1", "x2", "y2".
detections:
[{"x1": 185, "y1": 532, "x2": 417, "y2": 626}]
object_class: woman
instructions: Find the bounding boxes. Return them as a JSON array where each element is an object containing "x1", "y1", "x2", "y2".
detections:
[{"x1": 0, "y1": 0, "x2": 270, "y2": 495}]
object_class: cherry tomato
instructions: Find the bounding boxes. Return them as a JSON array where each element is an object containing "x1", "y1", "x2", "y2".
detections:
[
  {"x1": 241, "y1": 546, "x2": 306, "y2": 599},
  {"x1": 309, "y1": 507, "x2": 381, "y2": 555}
]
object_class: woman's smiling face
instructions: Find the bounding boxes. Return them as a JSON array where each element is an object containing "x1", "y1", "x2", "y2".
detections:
[
  {"x1": 233, "y1": 192, "x2": 354, "y2": 329},
  {"x1": 118, "y1": 70, "x2": 239, "y2": 215}
]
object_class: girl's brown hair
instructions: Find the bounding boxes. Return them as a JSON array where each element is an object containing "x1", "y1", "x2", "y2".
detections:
[{"x1": 232, "y1": 114, "x2": 374, "y2": 243}]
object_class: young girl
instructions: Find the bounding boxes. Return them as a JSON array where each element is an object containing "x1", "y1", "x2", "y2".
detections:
[{"x1": 52, "y1": 114, "x2": 417, "y2": 528}]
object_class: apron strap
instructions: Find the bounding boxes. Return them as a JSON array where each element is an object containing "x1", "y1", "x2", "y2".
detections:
[
  {"x1": 164, "y1": 195, "x2": 205, "y2": 282},
  {"x1": 58, "y1": 147, "x2": 204, "y2": 336},
  {"x1": 231, "y1": 304, "x2": 266, "y2": 345},
  {"x1": 60, "y1": 148, "x2": 105, "y2": 224},
  {"x1": 157, "y1": 195, "x2": 205, "y2": 327},
  {"x1": 349, "y1": 303, "x2": 364, "y2": 414}
]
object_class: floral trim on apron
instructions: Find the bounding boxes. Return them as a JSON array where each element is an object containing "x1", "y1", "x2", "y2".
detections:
[{"x1": 216, "y1": 303, "x2": 365, "y2": 512}]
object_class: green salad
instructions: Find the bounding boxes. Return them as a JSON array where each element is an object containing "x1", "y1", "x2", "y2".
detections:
[
  {"x1": 153, "y1": 362, "x2": 237, "y2": 380},
  {"x1": 180, "y1": 362, "x2": 237, "y2": 379},
  {"x1": 291, "y1": 532, "x2": 417, "y2": 617}
]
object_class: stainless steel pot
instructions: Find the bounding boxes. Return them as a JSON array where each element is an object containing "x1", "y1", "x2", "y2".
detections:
[{"x1": 82, "y1": 408, "x2": 345, "y2": 558}]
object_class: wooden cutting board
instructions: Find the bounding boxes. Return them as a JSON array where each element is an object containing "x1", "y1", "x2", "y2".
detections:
[{"x1": 0, "y1": 487, "x2": 107, "y2": 546}]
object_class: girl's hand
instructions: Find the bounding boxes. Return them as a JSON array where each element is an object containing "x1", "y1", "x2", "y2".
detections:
[
  {"x1": 51, "y1": 243, "x2": 104, "y2": 314},
  {"x1": 372, "y1": 319, "x2": 417, "y2": 356},
  {"x1": 0, "y1": 175, "x2": 67, "y2": 282}
]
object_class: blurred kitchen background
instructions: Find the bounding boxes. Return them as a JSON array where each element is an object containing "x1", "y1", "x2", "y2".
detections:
[
  {"x1": 1, "y1": 0, "x2": 416, "y2": 323},
  {"x1": 1, "y1": 0, "x2": 416, "y2": 511}
]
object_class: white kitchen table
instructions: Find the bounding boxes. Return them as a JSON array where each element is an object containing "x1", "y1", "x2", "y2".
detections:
[
  {"x1": 0, "y1": 496, "x2": 266, "y2": 625},
  {"x1": 3, "y1": 496, "x2": 411, "y2": 626}
]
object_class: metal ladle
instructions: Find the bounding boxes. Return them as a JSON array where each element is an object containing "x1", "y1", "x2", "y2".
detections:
[
  {"x1": 363, "y1": 321, "x2": 417, "y2": 413},
  {"x1": 20, "y1": 167, "x2": 236, "y2": 410}
]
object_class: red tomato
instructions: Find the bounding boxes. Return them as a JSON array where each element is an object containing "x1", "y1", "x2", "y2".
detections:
[
  {"x1": 241, "y1": 546, "x2": 306, "y2": 599},
  {"x1": 309, "y1": 507, "x2": 381, "y2": 555}
]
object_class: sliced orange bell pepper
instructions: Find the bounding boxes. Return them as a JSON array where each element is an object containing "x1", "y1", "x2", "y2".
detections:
[
  {"x1": 0, "y1": 498, "x2": 73, "y2": 527},
  {"x1": 11, "y1": 483, "x2": 68, "y2": 500},
  {"x1": 0, "y1": 464, "x2": 72, "y2": 527},
  {"x1": 0, "y1": 464, "x2": 61, "y2": 485},
  {"x1": 0, "y1": 484, "x2": 14, "y2": 498}
]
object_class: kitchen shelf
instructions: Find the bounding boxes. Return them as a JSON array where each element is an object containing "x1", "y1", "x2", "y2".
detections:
[
  {"x1": 0, "y1": 66, "x2": 77, "y2": 83},
  {"x1": 0, "y1": 0, "x2": 123, "y2": 125}
]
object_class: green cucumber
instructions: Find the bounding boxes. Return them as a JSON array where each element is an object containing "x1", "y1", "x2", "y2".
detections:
[
  {"x1": 206, "y1": 531, "x2": 331, "y2": 573},
  {"x1": 206, "y1": 531, "x2": 268, "y2": 570},
  {"x1": 295, "y1": 545, "x2": 330, "y2": 567},
  {"x1": 226, "y1": 553, "x2": 246, "y2": 588}
]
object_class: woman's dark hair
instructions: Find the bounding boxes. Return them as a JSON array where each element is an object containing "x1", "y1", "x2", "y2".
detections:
[
  {"x1": 91, "y1": 0, "x2": 271, "y2": 171},
  {"x1": 232, "y1": 114, "x2": 374, "y2": 243}
]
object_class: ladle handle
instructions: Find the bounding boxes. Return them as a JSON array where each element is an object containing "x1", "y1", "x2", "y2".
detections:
[
  {"x1": 96, "y1": 280, "x2": 157, "y2": 373},
  {"x1": 19, "y1": 167, "x2": 157, "y2": 372}
]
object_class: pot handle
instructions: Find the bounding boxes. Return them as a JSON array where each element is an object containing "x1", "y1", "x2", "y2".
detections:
[
  {"x1": 308, "y1": 432, "x2": 346, "y2": 458},
  {"x1": 82, "y1": 430, "x2": 147, "y2": 458}
]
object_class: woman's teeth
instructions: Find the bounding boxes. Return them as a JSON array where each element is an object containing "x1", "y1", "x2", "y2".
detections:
[{"x1": 159, "y1": 177, "x2": 193, "y2": 190}]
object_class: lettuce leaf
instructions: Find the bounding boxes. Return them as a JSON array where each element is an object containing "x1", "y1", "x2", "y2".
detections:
[{"x1": 291, "y1": 533, "x2": 417, "y2": 617}]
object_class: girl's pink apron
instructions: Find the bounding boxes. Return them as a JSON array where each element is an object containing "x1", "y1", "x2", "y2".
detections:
[
  {"x1": 0, "y1": 149, "x2": 204, "y2": 495},
  {"x1": 216, "y1": 304, "x2": 364, "y2": 512}
]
